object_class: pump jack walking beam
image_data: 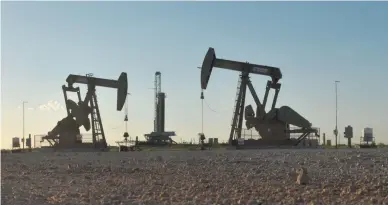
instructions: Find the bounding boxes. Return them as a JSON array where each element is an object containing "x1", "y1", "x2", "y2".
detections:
[
  {"x1": 66, "y1": 73, "x2": 128, "y2": 111},
  {"x1": 201, "y1": 48, "x2": 282, "y2": 89}
]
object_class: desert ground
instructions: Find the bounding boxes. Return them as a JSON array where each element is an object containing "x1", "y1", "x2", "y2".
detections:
[{"x1": 2, "y1": 149, "x2": 388, "y2": 205}]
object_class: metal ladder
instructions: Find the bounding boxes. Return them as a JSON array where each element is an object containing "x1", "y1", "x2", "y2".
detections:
[
  {"x1": 230, "y1": 75, "x2": 243, "y2": 140},
  {"x1": 91, "y1": 94, "x2": 105, "y2": 147}
]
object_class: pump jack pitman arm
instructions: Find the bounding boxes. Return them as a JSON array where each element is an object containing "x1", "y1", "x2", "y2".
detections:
[
  {"x1": 66, "y1": 72, "x2": 128, "y2": 111},
  {"x1": 201, "y1": 47, "x2": 282, "y2": 90}
]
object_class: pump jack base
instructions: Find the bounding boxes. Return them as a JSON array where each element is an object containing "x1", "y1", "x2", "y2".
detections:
[
  {"x1": 359, "y1": 144, "x2": 377, "y2": 149},
  {"x1": 231, "y1": 138, "x2": 316, "y2": 149},
  {"x1": 35, "y1": 147, "x2": 109, "y2": 152}
]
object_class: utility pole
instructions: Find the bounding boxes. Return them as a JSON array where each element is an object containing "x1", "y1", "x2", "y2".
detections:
[
  {"x1": 22, "y1": 101, "x2": 28, "y2": 149},
  {"x1": 334, "y1": 81, "x2": 340, "y2": 148}
]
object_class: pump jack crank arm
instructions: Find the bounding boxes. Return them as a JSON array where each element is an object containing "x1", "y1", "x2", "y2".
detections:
[
  {"x1": 261, "y1": 80, "x2": 282, "y2": 112},
  {"x1": 246, "y1": 80, "x2": 266, "y2": 118},
  {"x1": 262, "y1": 81, "x2": 271, "y2": 109}
]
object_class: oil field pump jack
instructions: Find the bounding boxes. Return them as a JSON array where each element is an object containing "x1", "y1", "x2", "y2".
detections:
[
  {"x1": 144, "y1": 72, "x2": 176, "y2": 145},
  {"x1": 200, "y1": 47, "x2": 319, "y2": 147},
  {"x1": 42, "y1": 72, "x2": 128, "y2": 150}
]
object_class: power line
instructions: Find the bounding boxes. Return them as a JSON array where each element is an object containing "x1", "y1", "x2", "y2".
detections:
[
  {"x1": 201, "y1": 91, "x2": 204, "y2": 133},
  {"x1": 200, "y1": 90, "x2": 222, "y2": 135},
  {"x1": 203, "y1": 98, "x2": 219, "y2": 113}
]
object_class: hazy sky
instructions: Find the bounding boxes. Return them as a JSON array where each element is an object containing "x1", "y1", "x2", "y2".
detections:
[{"x1": 1, "y1": 2, "x2": 387, "y2": 148}]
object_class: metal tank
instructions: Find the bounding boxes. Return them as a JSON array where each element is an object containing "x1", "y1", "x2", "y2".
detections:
[
  {"x1": 362, "y1": 127, "x2": 373, "y2": 142},
  {"x1": 12, "y1": 137, "x2": 20, "y2": 148}
]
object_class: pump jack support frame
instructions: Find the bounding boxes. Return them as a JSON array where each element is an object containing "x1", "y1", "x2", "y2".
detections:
[{"x1": 229, "y1": 72, "x2": 281, "y2": 144}]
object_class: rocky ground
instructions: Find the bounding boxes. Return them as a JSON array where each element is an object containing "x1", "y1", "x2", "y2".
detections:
[{"x1": 2, "y1": 149, "x2": 388, "y2": 205}]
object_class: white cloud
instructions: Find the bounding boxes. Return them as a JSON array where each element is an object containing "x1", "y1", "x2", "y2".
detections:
[
  {"x1": 17, "y1": 100, "x2": 66, "y2": 112},
  {"x1": 17, "y1": 105, "x2": 35, "y2": 110},
  {"x1": 39, "y1": 100, "x2": 65, "y2": 112}
]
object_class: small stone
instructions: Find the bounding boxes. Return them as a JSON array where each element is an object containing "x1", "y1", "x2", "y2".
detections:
[
  {"x1": 159, "y1": 192, "x2": 169, "y2": 197},
  {"x1": 156, "y1": 156, "x2": 163, "y2": 161},
  {"x1": 248, "y1": 199, "x2": 262, "y2": 205},
  {"x1": 296, "y1": 167, "x2": 310, "y2": 185}
]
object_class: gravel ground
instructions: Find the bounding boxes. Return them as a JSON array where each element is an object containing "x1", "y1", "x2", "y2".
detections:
[{"x1": 2, "y1": 149, "x2": 388, "y2": 205}]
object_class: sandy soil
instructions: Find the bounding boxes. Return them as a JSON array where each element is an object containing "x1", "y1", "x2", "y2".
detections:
[{"x1": 2, "y1": 149, "x2": 388, "y2": 205}]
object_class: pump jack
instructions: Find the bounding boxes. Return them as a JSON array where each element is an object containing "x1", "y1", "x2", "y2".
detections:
[
  {"x1": 200, "y1": 48, "x2": 318, "y2": 147},
  {"x1": 42, "y1": 72, "x2": 128, "y2": 150}
]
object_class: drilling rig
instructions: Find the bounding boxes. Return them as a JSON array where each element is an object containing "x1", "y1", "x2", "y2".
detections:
[
  {"x1": 41, "y1": 72, "x2": 128, "y2": 151},
  {"x1": 200, "y1": 47, "x2": 319, "y2": 148},
  {"x1": 144, "y1": 72, "x2": 176, "y2": 146}
]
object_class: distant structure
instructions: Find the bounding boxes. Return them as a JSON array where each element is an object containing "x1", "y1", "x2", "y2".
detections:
[
  {"x1": 326, "y1": 140, "x2": 332, "y2": 146},
  {"x1": 144, "y1": 72, "x2": 176, "y2": 145},
  {"x1": 12, "y1": 137, "x2": 20, "y2": 148},
  {"x1": 344, "y1": 125, "x2": 353, "y2": 148},
  {"x1": 322, "y1": 133, "x2": 326, "y2": 146},
  {"x1": 11, "y1": 137, "x2": 23, "y2": 153},
  {"x1": 360, "y1": 127, "x2": 376, "y2": 148}
]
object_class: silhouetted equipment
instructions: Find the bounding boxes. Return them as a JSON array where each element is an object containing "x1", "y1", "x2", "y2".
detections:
[
  {"x1": 199, "y1": 133, "x2": 206, "y2": 150},
  {"x1": 344, "y1": 125, "x2": 353, "y2": 148},
  {"x1": 119, "y1": 145, "x2": 128, "y2": 152},
  {"x1": 11, "y1": 137, "x2": 22, "y2": 153},
  {"x1": 327, "y1": 140, "x2": 332, "y2": 146},
  {"x1": 12, "y1": 137, "x2": 20, "y2": 148},
  {"x1": 42, "y1": 72, "x2": 128, "y2": 151},
  {"x1": 360, "y1": 127, "x2": 376, "y2": 148},
  {"x1": 117, "y1": 132, "x2": 129, "y2": 152},
  {"x1": 117, "y1": 90, "x2": 131, "y2": 152},
  {"x1": 116, "y1": 133, "x2": 141, "y2": 152},
  {"x1": 124, "y1": 132, "x2": 129, "y2": 139},
  {"x1": 25, "y1": 134, "x2": 32, "y2": 152},
  {"x1": 122, "y1": 92, "x2": 130, "y2": 137},
  {"x1": 144, "y1": 72, "x2": 177, "y2": 146},
  {"x1": 200, "y1": 47, "x2": 319, "y2": 148},
  {"x1": 118, "y1": 132, "x2": 129, "y2": 152},
  {"x1": 25, "y1": 138, "x2": 31, "y2": 148}
]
